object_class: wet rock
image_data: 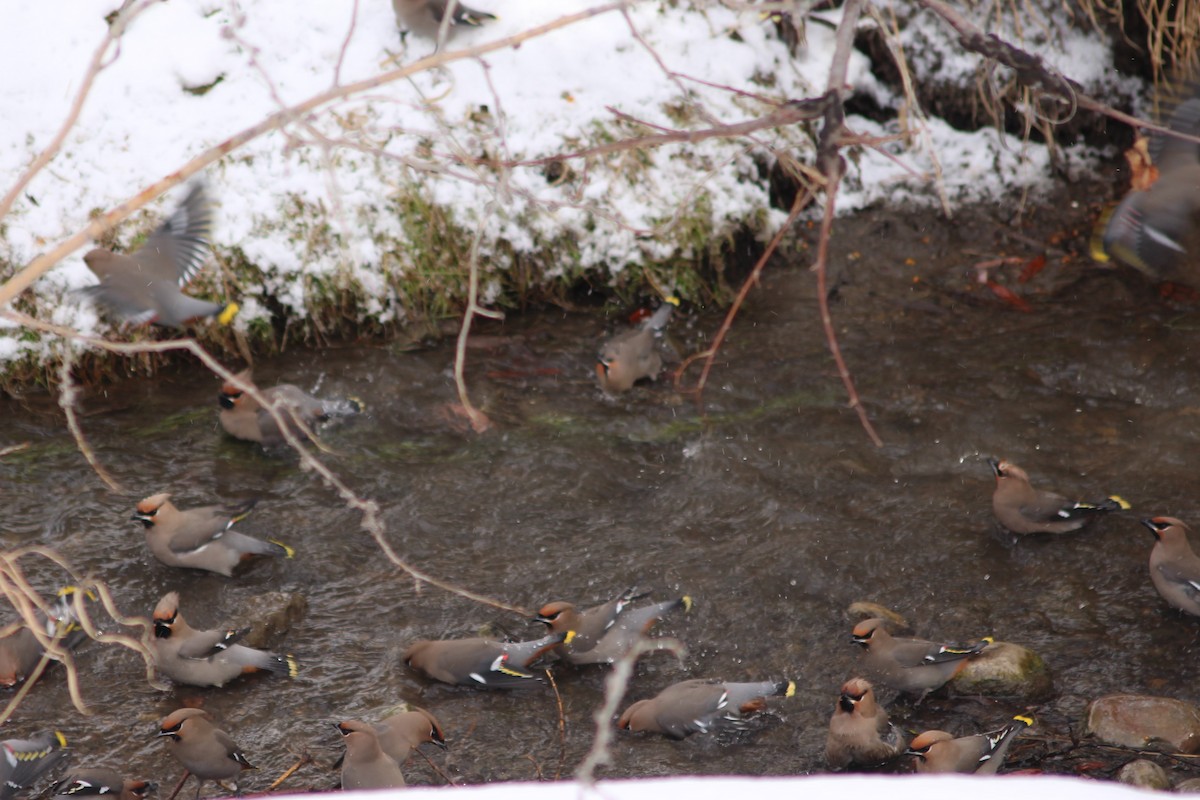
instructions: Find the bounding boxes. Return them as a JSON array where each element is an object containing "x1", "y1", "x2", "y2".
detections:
[
  {"x1": 1175, "y1": 778, "x2": 1200, "y2": 792},
  {"x1": 227, "y1": 592, "x2": 307, "y2": 648},
  {"x1": 847, "y1": 602, "x2": 909, "y2": 632},
  {"x1": 1117, "y1": 759, "x2": 1171, "y2": 790},
  {"x1": 951, "y1": 641, "x2": 1053, "y2": 701},
  {"x1": 1086, "y1": 695, "x2": 1200, "y2": 753}
]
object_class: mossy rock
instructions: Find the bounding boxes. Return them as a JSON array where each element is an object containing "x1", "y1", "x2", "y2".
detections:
[{"x1": 951, "y1": 640, "x2": 1053, "y2": 701}]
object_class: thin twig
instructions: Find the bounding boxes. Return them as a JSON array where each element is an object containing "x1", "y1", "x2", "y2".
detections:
[
  {"x1": 545, "y1": 668, "x2": 568, "y2": 780},
  {"x1": 0, "y1": 0, "x2": 157, "y2": 222},
  {"x1": 267, "y1": 755, "x2": 310, "y2": 790},
  {"x1": 674, "y1": 187, "x2": 814, "y2": 403},
  {"x1": 56, "y1": 341, "x2": 123, "y2": 491},
  {"x1": 576, "y1": 638, "x2": 685, "y2": 784},
  {"x1": 0, "y1": 308, "x2": 532, "y2": 616},
  {"x1": 810, "y1": 0, "x2": 883, "y2": 448}
]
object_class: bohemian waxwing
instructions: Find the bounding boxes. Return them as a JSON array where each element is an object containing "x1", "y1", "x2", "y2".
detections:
[
  {"x1": 375, "y1": 708, "x2": 446, "y2": 764},
  {"x1": 391, "y1": 0, "x2": 495, "y2": 36},
  {"x1": 534, "y1": 590, "x2": 692, "y2": 665},
  {"x1": 217, "y1": 369, "x2": 364, "y2": 447},
  {"x1": 151, "y1": 592, "x2": 298, "y2": 688},
  {"x1": 617, "y1": 678, "x2": 795, "y2": 739},
  {"x1": 1143, "y1": 517, "x2": 1200, "y2": 616},
  {"x1": 988, "y1": 458, "x2": 1129, "y2": 535},
  {"x1": 78, "y1": 183, "x2": 238, "y2": 328},
  {"x1": 52, "y1": 769, "x2": 155, "y2": 800},
  {"x1": 132, "y1": 493, "x2": 293, "y2": 577},
  {"x1": 403, "y1": 630, "x2": 570, "y2": 689},
  {"x1": 596, "y1": 298, "x2": 678, "y2": 393},
  {"x1": 907, "y1": 714, "x2": 1033, "y2": 774},
  {"x1": 851, "y1": 617, "x2": 991, "y2": 696},
  {"x1": 156, "y1": 709, "x2": 252, "y2": 797},
  {"x1": 0, "y1": 587, "x2": 91, "y2": 687},
  {"x1": 336, "y1": 721, "x2": 406, "y2": 790},
  {"x1": 1091, "y1": 79, "x2": 1200, "y2": 284},
  {"x1": 0, "y1": 732, "x2": 69, "y2": 800},
  {"x1": 825, "y1": 677, "x2": 905, "y2": 770}
]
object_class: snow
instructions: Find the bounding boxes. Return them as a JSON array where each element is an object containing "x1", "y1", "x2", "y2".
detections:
[
  {"x1": 0, "y1": 0, "x2": 1141, "y2": 370},
  {"x1": 340, "y1": 775, "x2": 1154, "y2": 800}
]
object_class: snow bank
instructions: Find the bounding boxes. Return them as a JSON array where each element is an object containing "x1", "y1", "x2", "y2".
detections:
[
  {"x1": 0, "y1": 0, "x2": 1140, "y2": 372},
  {"x1": 342, "y1": 775, "x2": 1154, "y2": 800}
]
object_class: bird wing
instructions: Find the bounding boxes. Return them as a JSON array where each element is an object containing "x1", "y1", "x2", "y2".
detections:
[
  {"x1": 892, "y1": 638, "x2": 983, "y2": 667},
  {"x1": 75, "y1": 264, "x2": 158, "y2": 325},
  {"x1": 130, "y1": 183, "x2": 213, "y2": 286},
  {"x1": 1153, "y1": 94, "x2": 1200, "y2": 173},
  {"x1": 1155, "y1": 561, "x2": 1200, "y2": 600},
  {"x1": 176, "y1": 628, "x2": 246, "y2": 660},
  {"x1": 167, "y1": 509, "x2": 233, "y2": 554},
  {"x1": 656, "y1": 681, "x2": 728, "y2": 738}
]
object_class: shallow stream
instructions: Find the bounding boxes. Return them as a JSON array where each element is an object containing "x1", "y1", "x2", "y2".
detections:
[{"x1": 3, "y1": 188, "x2": 1199, "y2": 789}]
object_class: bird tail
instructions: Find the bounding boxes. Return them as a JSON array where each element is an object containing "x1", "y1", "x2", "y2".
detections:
[
  {"x1": 230, "y1": 645, "x2": 298, "y2": 677},
  {"x1": 1, "y1": 732, "x2": 69, "y2": 797},
  {"x1": 643, "y1": 296, "x2": 679, "y2": 333},
  {"x1": 268, "y1": 540, "x2": 296, "y2": 559},
  {"x1": 323, "y1": 397, "x2": 366, "y2": 416},
  {"x1": 217, "y1": 301, "x2": 240, "y2": 325}
]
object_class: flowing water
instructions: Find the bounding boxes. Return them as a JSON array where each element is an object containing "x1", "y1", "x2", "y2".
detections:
[{"x1": 2, "y1": 186, "x2": 1199, "y2": 790}]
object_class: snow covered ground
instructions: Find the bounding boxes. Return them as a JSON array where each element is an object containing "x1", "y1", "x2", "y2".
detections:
[
  {"x1": 0, "y1": 0, "x2": 1142, "y2": 370},
  {"x1": 341, "y1": 775, "x2": 1154, "y2": 799}
]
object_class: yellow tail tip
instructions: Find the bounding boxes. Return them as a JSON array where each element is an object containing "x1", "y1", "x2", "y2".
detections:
[
  {"x1": 1090, "y1": 205, "x2": 1116, "y2": 263},
  {"x1": 665, "y1": 295, "x2": 681, "y2": 307},
  {"x1": 348, "y1": 396, "x2": 366, "y2": 413},
  {"x1": 286, "y1": 655, "x2": 299, "y2": 678},
  {"x1": 1110, "y1": 495, "x2": 1132, "y2": 510},
  {"x1": 982, "y1": 636, "x2": 995, "y2": 645},
  {"x1": 563, "y1": 630, "x2": 577, "y2": 645},
  {"x1": 218, "y1": 301, "x2": 240, "y2": 326},
  {"x1": 54, "y1": 731, "x2": 67, "y2": 748},
  {"x1": 57, "y1": 585, "x2": 97, "y2": 601},
  {"x1": 784, "y1": 680, "x2": 796, "y2": 697},
  {"x1": 271, "y1": 540, "x2": 296, "y2": 559},
  {"x1": 680, "y1": 596, "x2": 693, "y2": 612},
  {"x1": 1013, "y1": 714, "x2": 1035, "y2": 727}
]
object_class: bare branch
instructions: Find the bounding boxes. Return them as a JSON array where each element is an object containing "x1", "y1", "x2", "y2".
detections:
[
  {"x1": 0, "y1": 1, "x2": 638, "y2": 309},
  {"x1": 0, "y1": 0, "x2": 158, "y2": 222}
]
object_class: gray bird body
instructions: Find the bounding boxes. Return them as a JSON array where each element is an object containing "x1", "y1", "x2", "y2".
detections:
[
  {"x1": 132, "y1": 493, "x2": 292, "y2": 577},
  {"x1": 157, "y1": 709, "x2": 253, "y2": 787},
  {"x1": 596, "y1": 301, "x2": 675, "y2": 393},
  {"x1": 988, "y1": 458, "x2": 1127, "y2": 535},
  {"x1": 618, "y1": 678, "x2": 795, "y2": 739},
  {"x1": 908, "y1": 716, "x2": 1032, "y2": 774},
  {"x1": 825, "y1": 677, "x2": 905, "y2": 770},
  {"x1": 535, "y1": 591, "x2": 691, "y2": 665},
  {"x1": 392, "y1": 0, "x2": 496, "y2": 37},
  {"x1": 1094, "y1": 88, "x2": 1200, "y2": 283},
  {"x1": 52, "y1": 769, "x2": 154, "y2": 800},
  {"x1": 851, "y1": 618, "x2": 990, "y2": 695},
  {"x1": 0, "y1": 732, "x2": 69, "y2": 800},
  {"x1": 403, "y1": 631, "x2": 567, "y2": 689},
  {"x1": 151, "y1": 592, "x2": 297, "y2": 688},
  {"x1": 0, "y1": 628, "x2": 45, "y2": 689},
  {"x1": 337, "y1": 721, "x2": 406, "y2": 790},
  {"x1": 375, "y1": 709, "x2": 446, "y2": 763},
  {"x1": 1144, "y1": 517, "x2": 1200, "y2": 616},
  {"x1": 79, "y1": 183, "x2": 237, "y2": 328},
  {"x1": 218, "y1": 370, "x2": 362, "y2": 446},
  {"x1": 0, "y1": 588, "x2": 90, "y2": 686}
]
